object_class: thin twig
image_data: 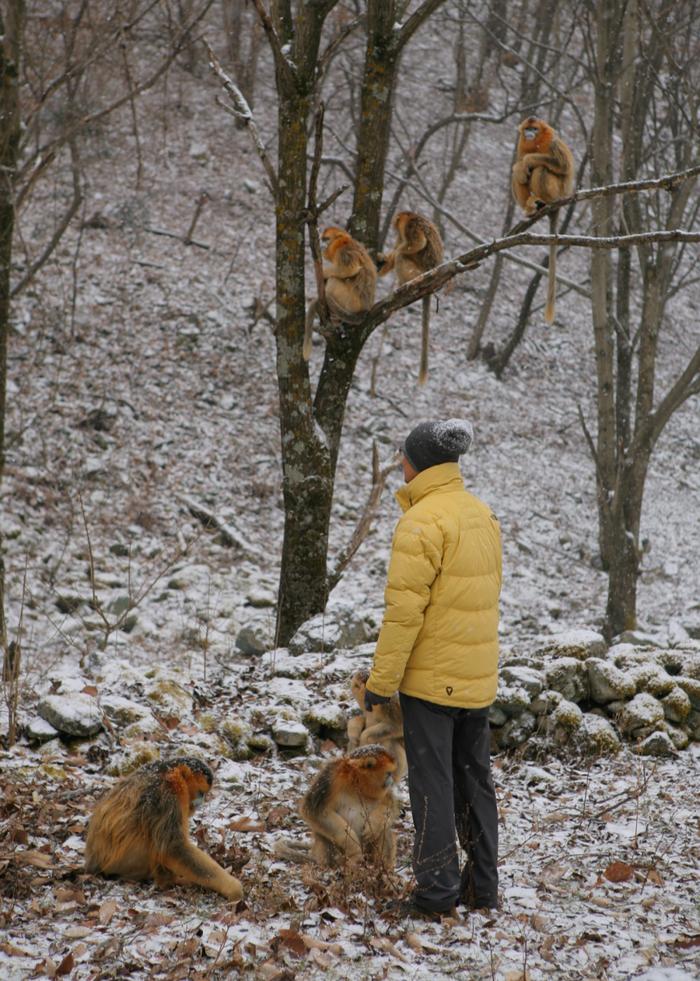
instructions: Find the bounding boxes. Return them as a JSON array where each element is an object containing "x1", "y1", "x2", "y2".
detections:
[{"x1": 205, "y1": 38, "x2": 278, "y2": 198}]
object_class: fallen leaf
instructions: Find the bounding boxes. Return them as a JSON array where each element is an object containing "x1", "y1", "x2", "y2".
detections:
[
  {"x1": 273, "y1": 929, "x2": 307, "y2": 957},
  {"x1": 56, "y1": 952, "x2": 75, "y2": 977},
  {"x1": 229, "y1": 816, "x2": 266, "y2": 833},
  {"x1": 604, "y1": 861, "x2": 634, "y2": 883},
  {"x1": 670, "y1": 934, "x2": 700, "y2": 949},
  {"x1": 0, "y1": 942, "x2": 33, "y2": 957},
  {"x1": 370, "y1": 936, "x2": 406, "y2": 960},
  {"x1": 65, "y1": 926, "x2": 92, "y2": 940},
  {"x1": 309, "y1": 948, "x2": 332, "y2": 969},
  {"x1": 265, "y1": 805, "x2": 293, "y2": 828},
  {"x1": 16, "y1": 849, "x2": 53, "y2": 869},
  {"x1": 301, "y1": 934, "x2": 342, "y2": 955},
  {"x1": 81, "y1": 685, "x2": 98, "y2": 696},
  {"x1": 98, "y1": 899, "x2": 118, "y2": 925}
]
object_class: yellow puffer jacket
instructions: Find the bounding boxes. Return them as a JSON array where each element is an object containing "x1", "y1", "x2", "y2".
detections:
[{"x1": 367, "y1": 462, "x2": 501, "y2": 708}]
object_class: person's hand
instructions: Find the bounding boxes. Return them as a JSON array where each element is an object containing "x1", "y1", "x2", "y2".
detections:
[{"x1": 364, "y1": 688, "x2": 391, "y2": 712}]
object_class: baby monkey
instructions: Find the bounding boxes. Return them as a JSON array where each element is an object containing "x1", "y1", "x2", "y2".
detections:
[
  {"x1": 347, "y1": 668, "x2": 407, "y2": 781},
  {"x1": 275, "y1": 744, "x2": 399, "y2": 871},
  {"x1": 85, "y1": 757, "x2": 243, "y2": 901},
  {"x1": 378, "y1": 211, "x2": 444, "y2": 384}
]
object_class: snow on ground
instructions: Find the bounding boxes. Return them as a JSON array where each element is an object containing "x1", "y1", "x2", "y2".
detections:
[{"x1": 1, "y1": 7, "x2": 700, "y2": 980}]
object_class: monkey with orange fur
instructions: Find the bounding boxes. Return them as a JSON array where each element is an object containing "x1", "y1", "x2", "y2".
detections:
[
  {"x1": 378, "y1": 211, "x2": 444, "y2": 384},
  {"x1": 274, "y1": 745, "x2": 399, "y2": 871},
  {"x1": 85, "y1": 757, "x2": 243, "y2": 901},
  {"x1": 512, "y1": 117, "x2": 574, "y2": 324},
  {"x1": 347, "y1": 669, "x2": 407, "y2": 781},
  {"x1": 304, "y1": 226, "x2": 377, "y2": 360}
]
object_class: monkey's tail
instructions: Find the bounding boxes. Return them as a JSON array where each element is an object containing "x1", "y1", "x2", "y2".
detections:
[
  {"x1": 419, "y1": 296, "x2": 430, "y2": 385},
  {"x1": 273, "y1": 837, "x2": 314, "y2": 865},
  {"x1": 545, "y1": 212, "x2": 558, "y2": 325}
]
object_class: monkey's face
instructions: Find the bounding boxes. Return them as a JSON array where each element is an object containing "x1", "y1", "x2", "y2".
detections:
[{"x1": 349, "y1": 747, "x2": 397, "y2": 791}]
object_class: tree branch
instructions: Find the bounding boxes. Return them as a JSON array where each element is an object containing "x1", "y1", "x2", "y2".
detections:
[
  {"x1": 12, "y1": 139, "x2": 82, "y2": 297},
  {"x1": 251, "y1": 0, "x2": 298, "y2": 88},
  {"x1": 205, "y1": 39, "x2": 278, "y2": 198},
  {"x1": 507, "y1": 164, "x2": 700, "y2": 236},
  {"x1": 359, "y1": 228, "x2": 700, "y2": 338},
  {"x1": 396, "y1": 0, "x2": 449, "y2": 51},
  {"x1": 634, "y1": 344, "x2": 700, "y2": 454},
  {"x1": 327, "y1": 443, "x2": 399, "y2": 591}
]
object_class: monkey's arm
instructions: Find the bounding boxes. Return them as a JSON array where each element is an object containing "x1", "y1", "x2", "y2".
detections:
[
  {"x1": 306, "y1": 808, "x2": 363, "y2": 859},
  {"x1": 323, "y1": 257, "x2": 362, "y2": 280},
  {"x1": 360, "y1": 720, "x2": 400, "y2": 744},
  {"x1": 376, "y1": 251, "x2": 396, "y2": 276},
  {"x1": 159, "y1": 839, "x2": 243, "y2": 900},
  {"x1": 520, "y1": 150, "x2": 569, "y2": 176}
]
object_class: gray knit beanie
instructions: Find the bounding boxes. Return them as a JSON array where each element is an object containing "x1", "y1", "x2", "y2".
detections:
[{"x1": 403, "y1": 419, "x2": 474, "y2": 473}]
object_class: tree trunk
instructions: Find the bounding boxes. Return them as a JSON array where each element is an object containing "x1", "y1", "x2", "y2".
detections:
[
  {"x1": 0, "y1": 1, "x2": 22, "y2": 486},
  {"x1": 348, "y1": 1, "x2": 399, "y2": 251}
]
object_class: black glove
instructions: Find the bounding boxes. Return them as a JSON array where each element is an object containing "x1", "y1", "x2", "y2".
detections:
[{"x1": 364, "y1": 688, "x2": 391, "y2": 712}]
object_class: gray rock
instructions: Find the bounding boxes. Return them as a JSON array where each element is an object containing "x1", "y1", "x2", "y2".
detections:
[
  {"x1": 303, "y1": 702, "x2": 346, "y2": 735},
  {"x1": 271, "y1": 718, "x2": 310, "y2": 748},
  {"x1": 27, "y1": 716, "x2": 60, "y2": 743},
  {"x1": 544, "y1": 658, "x2": 588, "y2": 703},
  {"x1": 493, "y1": 685, "x2": 531, "y2": 718},
  {"x1": 236, "y1": 620, "x2": 275, "y2": 656},
  {"x1": 288, "y1": 609, "x2": 375, "y2": 655},
  {"x1": 550, "y1": 699, "x2": 583, "y2": 733},
  {"x1": 261, "y1": 648, "x2": 320, "y2": 679},
  {"x1": 658, "y1": 721, "x2": 690, "y2": 750},
  {"x1": 245, "y1": 587, "x2": 276, "y2": 608},
  {"x1": 676, "y1": 677, "x2": 700, "y2": 710},
  {"x1": 495, "y1": 711, "x2": 537, "y2": 748},
  {"x1": 101, "y1": 694, "x2": 150, "y2": 727},
  {"x1": 636, "y1": 731, "x2": 676, "y2": 757},
  {"x1": 500, "y1": 665, "x2": 544, "y2": 699},
  {"x1": 579, "y1": 715, "x2": 622, "y2": 755},
  {"x1": 616, "y1": 629, "x2": 660, "y2": 647},
  {"x1": 617, "y1": 692, "x2": 665, "y2": 735},
  {"x1": 38, "y1": 693, "x2": 103, "y2": 737},
  {"x1": 488, "y1": 705, "x2": 508, "y2": 726},
  {"x1": 660, "y1": 687, "x2": 691, "y2": 724},
  {"x1": 587, "y1": 658, "x2": 636, "y2": 704},
  {"x1": 536, "y1": 629, "x2": 607, "y2": 661},
  {"x1": 667, "y1": 620, "x2": 691, "y2": 648},
  {"x1": 531, "y1": 689, "x2": 563, "y2": 716},
  {"x1": 686, "y1": 710, "x2": 700, "y2": 741},
  {"x1": 627, "y1": 663, "x2": 676, "y2": 697}
]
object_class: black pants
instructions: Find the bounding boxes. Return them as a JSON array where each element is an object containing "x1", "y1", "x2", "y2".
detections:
[{"x1": 400, "y1": 693, "x2": 498, "y2": 912}]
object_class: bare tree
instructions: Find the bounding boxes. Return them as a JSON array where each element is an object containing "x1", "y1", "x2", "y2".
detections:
[{"x1": 584, "y1": 0, "x2": 700, "y2": 638}]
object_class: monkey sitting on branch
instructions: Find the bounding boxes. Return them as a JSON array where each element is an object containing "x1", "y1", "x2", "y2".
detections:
[
  {"x1": 378, "y1": 211, "x2": 444, "y2": 385},
  {"x1": 274, "y1": 745, "x2": 400, "y2": 871},
  {"x1": 511, "y1": 117, "x2": 575, "y2": 324},
  {"x1": 85, "y1": 757, "x2": 243, "y2": 901},
  {"x1": 304, "y1": 226, "x2": 377, "y2": 360},
  {"x1": 346, "y1": 668, "x2": 407, "y2": 781}
]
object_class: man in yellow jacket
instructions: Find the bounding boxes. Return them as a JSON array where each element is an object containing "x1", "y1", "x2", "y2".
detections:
[{"x1": 366, "y1": 419, "x2": 501, "y2": 918}]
